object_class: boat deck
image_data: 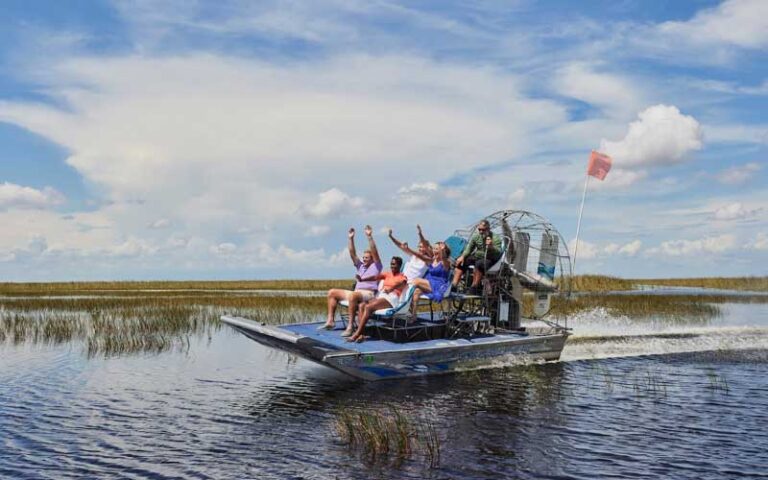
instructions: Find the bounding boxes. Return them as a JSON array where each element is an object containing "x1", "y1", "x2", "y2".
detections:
[{"x1": 280, "y1": 320, "x2": 533, "y2": 354}]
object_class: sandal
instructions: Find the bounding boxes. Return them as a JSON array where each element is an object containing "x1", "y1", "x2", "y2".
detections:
[{"x1": 317, "y1": 323, "x2": 335, "y2": 330}]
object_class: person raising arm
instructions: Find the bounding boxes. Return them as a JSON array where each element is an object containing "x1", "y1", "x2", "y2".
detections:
[
  {"x1": 401, "y1": 239, "x2": 452, "y2": 319},
  {"x1": 323, "y1": 227, "x2": 383, "y2": 334},
  {"x1": 389, "y1": 226, "x2": 431, "y2": 285}
]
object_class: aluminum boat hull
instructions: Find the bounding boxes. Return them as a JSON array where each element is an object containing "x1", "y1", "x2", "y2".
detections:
[{"x1": 221, "y1": 315, "x2": 569, "y2": 381}]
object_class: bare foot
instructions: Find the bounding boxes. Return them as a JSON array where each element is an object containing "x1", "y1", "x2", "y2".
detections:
[{"x1": 346, "y1": 335, "x2": 359, "y2": 342}]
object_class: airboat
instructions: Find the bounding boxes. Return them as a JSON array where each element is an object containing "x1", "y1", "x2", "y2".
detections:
[{"x1": 221, "y1": 210, "x2": 573, "y2": 381}]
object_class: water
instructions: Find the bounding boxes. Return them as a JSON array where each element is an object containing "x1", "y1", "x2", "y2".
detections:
[{"x1": 2, "y1": 300, "x2": 768, "y2": 479}]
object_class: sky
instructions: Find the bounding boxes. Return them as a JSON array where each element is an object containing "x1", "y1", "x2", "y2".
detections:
[{"x1": 0, "y1": 0, "x2": 766, "y2": 281}]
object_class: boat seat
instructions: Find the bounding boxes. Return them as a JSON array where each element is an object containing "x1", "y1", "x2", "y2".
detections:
[{"x1": 373, "y1": 284, "x2": 417, "y2": 318}]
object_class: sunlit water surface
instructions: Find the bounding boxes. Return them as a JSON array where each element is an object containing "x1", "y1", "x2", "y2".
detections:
[{"x1": 1, "y1": 297, "x2": 768, "y2": 479}]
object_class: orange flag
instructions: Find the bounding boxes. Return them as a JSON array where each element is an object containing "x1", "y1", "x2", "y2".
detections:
[{"x1": 587, "y1": 150, "x2": 612, "y2": 180}]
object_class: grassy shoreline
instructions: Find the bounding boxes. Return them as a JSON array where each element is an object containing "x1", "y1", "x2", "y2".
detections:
[
  {"x1": 0, "y1": 279, "x2": 352, "y2": 295},
  {"x1": 1, "y1": 275, "x2": 765, "y2": 357},
  {"x1": 2, "y1": 275, "x2": 766, "y2": 296},
  {"x1": 630, "y1": 276, "x2": 768, "y2": 292}
]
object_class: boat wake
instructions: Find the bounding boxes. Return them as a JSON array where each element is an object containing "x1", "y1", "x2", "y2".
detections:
[
  {"x1": 562, "y1": 327, "x2": 768, "y2": 361},
  {"x1": 557, "y1": 305, "x2": 768, "y2": 362}
]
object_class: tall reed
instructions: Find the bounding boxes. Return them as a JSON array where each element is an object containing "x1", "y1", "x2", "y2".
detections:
[
  {"x1": 631, "y1": 276, "x2": 768, "y2": 292},
  {"x1": 334, "y1": 406, "x2": 441, "y2": 468}
]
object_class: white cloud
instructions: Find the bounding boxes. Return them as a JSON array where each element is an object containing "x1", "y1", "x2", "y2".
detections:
[
  {"x1": 713, "y1": 202, "x2": 762, "y2": 221},
  {"x1": 305, "y1": 225, "x2": 331, "y2": 237},
  {"x1": 715, "y1": 162, "x2": 762, "y2": 185},
  {"x1": 688, "y1": 78, "x2": 768, "y2": 96},
  {"x1": 0, "y1": 182, "x2": 65, "y2": 210},
  {"x1": 618, "y1": 240, "x2": 642, "y2": 256},
  {"x1": 0, "y1": 53, "x2": 575, "y2": 280},
  {"x1": 396, "y1": 182, "x2": 439, "y2": 209},
  {"x1": 253, "y1": 243, "x2": 330, "y2": 265},
  {"x1": 657, "y1": 0, "x2": 768, "y2": 49},
  {"x1": 601, "y1": 105, "x2": 703, "y2": 169},
  {"x1": 106, "y1": 237, "x2": 158, "y2": 258},
  {"x1": 328, "y1": 246, "x2": 352, "y2": 266},
  {"x1": 301, "y1": 188, "x2": 365, "y2": 218},
  {"x1": 573, "y1": 238, "x2": 642, "y2": 259},
  {"x1": 553, "y1": 62, "x2": 641, "y2": 117},
  {"x1": 210, "y1": 242, "x2": 237, "y2": 256},
  {"x1": 651, "y1": 234, "x2": 736, "y2": 256},
  {"x1": 148, "y1": 218, "x2": 171, "y2": 229},
  {"x1": 594, "y1": 168, "x2": 649, "y2": 189},
  {"x1": 746, "y1": 232, "x2": 768, "y2": 251},
  {"x1": 508, "y1": 188, "x2": 526, "y2": 205},
  {"x1": 569, "y1": 238, "x2": 599, "y2": 260}
]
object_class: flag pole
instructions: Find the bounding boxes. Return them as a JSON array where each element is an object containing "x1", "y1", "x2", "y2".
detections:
[{"x1": 572, "y1": 170, "x2": 590, "y2": 276}]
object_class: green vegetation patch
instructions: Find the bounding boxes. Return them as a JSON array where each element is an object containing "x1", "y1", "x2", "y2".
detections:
[
  {"x1": 0, "y1": 279, "x2": 351, "y2": 296},
  {"x1": 335, "y1": 406, "x2": 441, "y2": 468},
  {"x1": 630, "y1": 276, "x2": 768, "y2": 292}
]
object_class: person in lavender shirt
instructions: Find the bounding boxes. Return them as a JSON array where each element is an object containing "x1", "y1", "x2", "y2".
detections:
[{"x1": 322, "y1": 225, "x2": 383, "y2": 336}]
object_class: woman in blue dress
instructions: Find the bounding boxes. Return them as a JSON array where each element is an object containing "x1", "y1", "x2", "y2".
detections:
[{"x1": 400, "y1": 240, "x2": 452, "y2": 319}]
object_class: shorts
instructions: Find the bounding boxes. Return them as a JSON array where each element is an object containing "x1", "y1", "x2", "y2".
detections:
[
  {"x1": 377, "y1": 290, "x2": 401, "y2": 307},
  {"x1": 457, "y1": 254, "x2": 501, "y2": 274},
  {"x1": 352, "y1": 289, "x2": 376, "y2": 302}
]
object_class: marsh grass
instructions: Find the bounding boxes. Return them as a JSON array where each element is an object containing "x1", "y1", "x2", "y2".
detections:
[
  {"x1": 567, "y1": 275, "x2": 634, "y2": 292},
  {"x1": 2, "y1": 276, "x2": 764, "y2": 358},
  {"x1": 629, "y1": 368, "x2": 668, "y2": 398},
  {"x1": 0, "y1": 293, "x2": 322, "y2": 357},
  {"x1": 565, "y1": 275, "x2": 768, "y2": 292},
  {"x1": 334, "y1": 406, "x2": 441, "y2": 468},
  {"x1": 632, "y1": 276, "x2": 768, "y2": 292},
  {"x1": 2, "y1": 275, "x2": 764, "y2": 297},
  {"x1": 586, "y1": 363, "x2": 671, "y2": 399},
  {"x1": 0, "y1": 279, "x2": 350, "y2": 296},
  {"x1": 546, "y1": 293, "x2": 768, "y2": 322},
  {"x1": 704, "y1": 367, "x2": 730, "y2": 393}
]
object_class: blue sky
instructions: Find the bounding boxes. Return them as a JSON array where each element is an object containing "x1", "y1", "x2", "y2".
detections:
[{"x1": 0, "y1": 0, "x2": 766, "y2": 281}]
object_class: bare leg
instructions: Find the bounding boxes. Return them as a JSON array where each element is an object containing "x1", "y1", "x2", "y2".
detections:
[
  {"x1": 471, "y1": 268, "x2": 482, "y2": 288},
  {"x1": 325, "y1": 289, "x2": 349, "y2": 327},
  {"x1": 452, "y1": 268, "x2": 463, "y2": 287},
  {"x1": 412, "y1": 278, "x2": 432, "y2": 292},
  {"x1": 409, "y1": 278, "x2": 432, "y2": 319},
  {"x1": 411, "y1": 289, "x2": 422, "y2": 319},
  {"x1": 347, "y1": 291, "x2": 364, "y2": 331},
  {"x1": 349, "y1": 298, "x2": 391, "y2": 341},
  {"x1": 343, "y1": 300, "x2": 365, "y2": 336}
]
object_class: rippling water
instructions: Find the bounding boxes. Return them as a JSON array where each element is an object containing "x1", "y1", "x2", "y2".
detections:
[{"x1": 2, "y1": 299, "x2": 768, "y2": 479}]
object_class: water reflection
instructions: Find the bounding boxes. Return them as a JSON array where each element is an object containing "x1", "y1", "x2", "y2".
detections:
[{"x1": 239, "y1": 361, "x2": 569, "y2": 423}]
